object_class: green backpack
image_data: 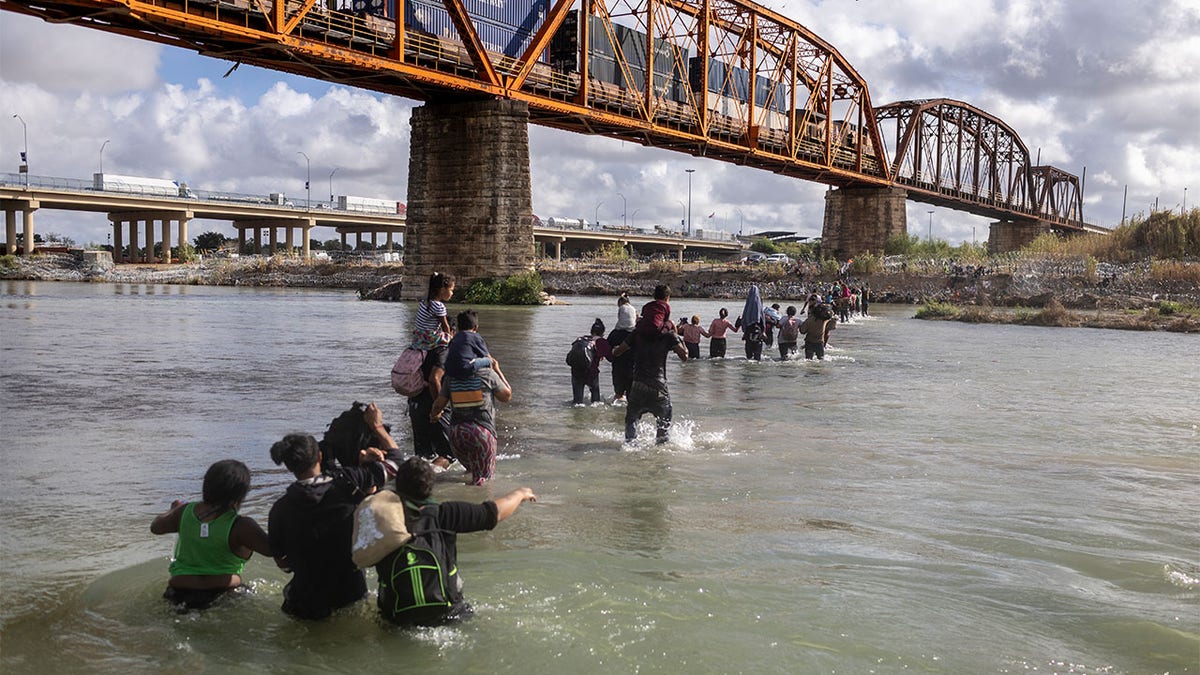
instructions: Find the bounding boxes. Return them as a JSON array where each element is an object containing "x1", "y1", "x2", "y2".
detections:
[{"x1": 376, "y1": 503, "x2": 460, "y2": 626}]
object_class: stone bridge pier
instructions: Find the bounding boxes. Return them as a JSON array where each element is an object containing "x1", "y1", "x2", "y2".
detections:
[
  {"x1": 401, "y1": 98, "x2": 535, "y2": 299},
  {"x1": 821, "y1": 186, "x2": 908, "y2": 259},
  {"x1": 988, "y1": 219, "x2": 1048, "y2": 253}
]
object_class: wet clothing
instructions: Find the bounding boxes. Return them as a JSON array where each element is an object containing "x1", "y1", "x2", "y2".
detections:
[
  {"x1": 268, "y1": 460, "x2": 396, "y2": 620},
  {"x1": 777, "y1": 315, "x2": 801, "y2": 359},
  {"x1": 572, "y1": 369, "x2": 602, "y2": 404},
  {"x1": 449, "y1": 422, "x2": 497, "y2": 486},
  {"x1": 607, "y1": 327, "x2": 634, "y2": 398},
  {"x1": 441, "y1": 367, "x2": 506, "y2": 483},
  {"x1": 622, "y1": 330, "x2": 684, "y2": 442},
  {"x1": 680, "y1": 323, "x2": 708, "y2": 360},
  {"x1": 409, "y1": 346, "x2": 452, "y2": 461},
  {"x1": 709, "y1": 337, "x2": 728, "y2": 358},
  {"x1": 163, "y1": 586, "x2": 235, "y2": 611},
  {"x1": 169, "y1": 504, "x2": 246, "y2": 578},
  {"x1": 375, "y1": 499, "x2": 500, "y2": 626},
  {"x1": 445, "y1": 331, "x2": 490, "y2": 379},
  {"x1": 800, "y1": 315, "x2": 835, "y2": 360}
]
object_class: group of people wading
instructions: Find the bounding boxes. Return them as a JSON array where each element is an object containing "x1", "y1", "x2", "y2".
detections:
[{"x1": 148, "y1": 273, "x2": 857, "y2": 626}]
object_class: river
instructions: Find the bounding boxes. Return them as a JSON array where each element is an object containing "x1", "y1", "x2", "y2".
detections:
[{"x1": 0, "y1": 280, "x2": 1196, "y2": 674}]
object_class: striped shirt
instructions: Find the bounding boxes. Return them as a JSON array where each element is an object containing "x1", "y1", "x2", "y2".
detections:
[{"x1": 414, "y1": 299, "x2": 447, "y2": 334}]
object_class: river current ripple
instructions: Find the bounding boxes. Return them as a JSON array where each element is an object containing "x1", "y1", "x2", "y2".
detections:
[{"x1": 0, "y1": 281, "x2": 1196, "y2": 674}]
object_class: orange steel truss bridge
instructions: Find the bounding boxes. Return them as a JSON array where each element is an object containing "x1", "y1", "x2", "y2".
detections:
[{"x1": 3, "y1": 0, "x2": 1098, "y2": 232}]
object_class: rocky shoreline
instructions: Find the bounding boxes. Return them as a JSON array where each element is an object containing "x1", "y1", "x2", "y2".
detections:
[{"x1": 4, "y1": 253, "x2": 1197, "y2": 316}]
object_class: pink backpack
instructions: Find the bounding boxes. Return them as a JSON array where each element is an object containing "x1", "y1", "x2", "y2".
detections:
[{"x1": 391, "y1": 348, "x2": 427, "y2": 397}]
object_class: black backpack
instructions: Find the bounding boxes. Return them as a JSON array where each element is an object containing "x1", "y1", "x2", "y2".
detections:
[
  {"x1": 813, "y1": 303, "x2": 834, "y2": 321},
  {"x1": 319, "y1": 402, "x2": 384, "y2": 472},
  {"x1": 565, "y1": 336, "x2": 596, "y2": 369},
  {"x1": 376, "y1": 503, "x2": 459, "y2": 626}
]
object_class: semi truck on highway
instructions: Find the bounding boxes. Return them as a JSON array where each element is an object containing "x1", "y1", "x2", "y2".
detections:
[
  {"x1": 93, "y1": 173, "x2": 195, "y2": 198},
  {"x1": 336, "y1": 195, "x2": 403, "y2": 214}
]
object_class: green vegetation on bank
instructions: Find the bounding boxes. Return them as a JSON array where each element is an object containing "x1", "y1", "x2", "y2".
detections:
[
  {"x1": 462, "y1": 271, "x2": 544, "y2": 305},
  {"x1": 915, "y1": 297, "x2": 1199, "y2": 332},
  {"x1": 1026, "y1": 209, "x2": 1200, "y2": 262}
]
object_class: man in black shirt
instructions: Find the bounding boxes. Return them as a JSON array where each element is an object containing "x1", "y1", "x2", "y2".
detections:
[
  {"x1": 378, "y1": 457, "x2": 537, "y2": 625},
  {"x1": 613, "y1": 321, "x2": 689, "y2": 444}
]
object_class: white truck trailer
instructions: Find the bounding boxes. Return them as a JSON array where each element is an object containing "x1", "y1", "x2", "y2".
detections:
[
  {"x1": 336, "y1": 195, "x2": 402, "y2": 214},
  {"x1": 93, "y1": 173, "x2": 195, "y2": 198}
]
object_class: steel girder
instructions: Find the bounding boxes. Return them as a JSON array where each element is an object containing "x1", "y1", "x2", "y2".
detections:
[
  {"x1": 874, "y1": 99, "x2": 1086, "y2": 228},
  {"x1": 1, "y1": 0, "x2": 890, "y2": 186}
]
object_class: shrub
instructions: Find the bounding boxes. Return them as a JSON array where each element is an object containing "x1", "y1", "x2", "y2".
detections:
[
  {"x1": 1157, "y1": 300, "x2": 1182, "y2": 316},
  {"x1": 463, "y1": 271, "x2": 543, "y2": 305},
  {"x1": 885, "y1": 233, "x2": 919, "y2": 255},
  {"x1": 587, "y1": 241, "x2": 632, "y2": 262},
  {"x1": 647, "y1": 259, "x2": 678, "y2": 275},
  {"x1": 850, "y1": 253, "x2": 880, "y2": 275},
  {"x1": 957, "y1": 306, "x2": 996, "y2": 323},
  {"x1": 820, "y1": 258, "x2": 840, "y2": 276},
  {"x1": 914, "y1": 301, "x2": 959, "y2": 319},
  {"x1": 749, "y1": 237, "x2": 780, "y2": 254},
  {"x1": 1025, "y1": 298, "x2": 1076, "y2": 327},
  {"x1": 1148, "y1": 260, "x2": 1200, "y2": 283}
]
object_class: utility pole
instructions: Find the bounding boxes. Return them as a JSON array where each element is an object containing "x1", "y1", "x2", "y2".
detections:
[{"x1": 685, "y1": 168, "x2": 695, "y2": 237}]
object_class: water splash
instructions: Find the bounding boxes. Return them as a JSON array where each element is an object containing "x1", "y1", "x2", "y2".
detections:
[{"x1": 589, "y1": 418, "x2": 733, "y2": 454}]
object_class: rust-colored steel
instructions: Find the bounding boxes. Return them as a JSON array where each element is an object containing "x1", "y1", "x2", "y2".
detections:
[
  {"x1": 874, "y1": 99, "x2": 1086, "y2": 229},
  {"x1": 2, "y1": 0, "x2": 890, "y2": 188},
  {"x1": 1, "y1": 0, "x2": 1094, "y2": 229}
]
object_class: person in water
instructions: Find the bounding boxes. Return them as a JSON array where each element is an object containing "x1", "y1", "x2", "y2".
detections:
[
  {"x1": 568, "y1": 318, "x2": 613, "y2": 405},
  {"x1": 431, "y1": 311, "x2": 513, "y2": 485},
  {"x1": 408, "y1": 273, "x2": 457, "y2": 470},
  {"x1": 267, "y1": 404, "x2": 403, "y2": 619},
  {"x1": 613, "y1": 319, "x2": 688, "y2": 444},
  {"x1": 706, "y1": 308, "x2": 738, "y2": 358},
  {"x1": 150, "y1": 459, "x2": 272, "y2": 610},
  {"x1": 799, "y1": 296, "x2": 836, "y2": 360},
  {"x1": 776, "y1": 305, "x2": 801, "y2": 359},
  {"x1": 679, "y1": 314, "x2": 710, "y2": 360},
  {"x1": 444, "y1": 310, "x2": 492, "y2": 379},
  {"x1": 609, "y1": 297, "x2": 636, "y2": 402},
  {"x1": 739, "y1": 285, "x2": 765, "y2": 361},
  {"x1": 375, "y1": 457, "x2": 538, "y2": 626}
]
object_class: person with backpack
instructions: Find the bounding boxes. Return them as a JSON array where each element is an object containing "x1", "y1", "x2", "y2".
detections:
[
  {"x1": 567, "y1": 318, "x2": 612, "y2": 405},
  {"x1": 776, "y1": 305, "x2": 802, "y2": 360},
  {"x1": 267, "y1": 403, "x2": 403, "y2": 620},
  {"x1": 799, "y1": 296, "x2": 837, "y2": 360},
  {"x1": 430, "y1": 311, "x2": 513, "y2": 486},
  {"x1": 375, "y1": 457, "x2": 537, "y2": 626},
  {"x1": 150, "y1": 459, "x2": 273, "y2": 611}
]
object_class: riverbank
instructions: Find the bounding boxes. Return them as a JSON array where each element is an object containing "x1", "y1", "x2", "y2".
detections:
[{"x1": 3, "y1": 252, "x2": 1197, "y2": 315}]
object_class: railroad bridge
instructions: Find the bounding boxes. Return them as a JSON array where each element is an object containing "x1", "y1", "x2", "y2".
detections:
[{"x1": 3, "y1": 0, "x2": 1104, "y2": 296}]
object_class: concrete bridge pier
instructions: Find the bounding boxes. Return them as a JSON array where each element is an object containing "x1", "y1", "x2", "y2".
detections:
[
  {"x1": 109, "y1": 211, "x2": 192, "y2": 263},
  {"x1": 2, "y1": 199, "x2": 38, "y2": 254},
  {"x1": 402, "y1": 99, "x2": 534, "y2": 299},
  {"x1": 235, "y1": 219, "x2": 315, "y2": 258},
  {"x1": 988, "y1": 219, "x2": 1048, "y2": 253},
  {"x1": 821, "y1": 186, "x2": 908, "y2": 258}
]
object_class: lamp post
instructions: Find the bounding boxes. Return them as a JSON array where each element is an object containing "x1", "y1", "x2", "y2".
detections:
[
  {"x1": 927, "y1": 210, "x2": 934, "y2": 242},
  {"x1": 1184, "y1": 187, "x2": 1188, "y2": 214},
  {"x1": 685, "y1": 168, "x2": 696, "y2": 236},
  {"x1": 297, "y1": 151, "x2": 311, "y2": 209},
  {"x1": 329, "y1": 167, "x2": 339, "y2": 206},
  {"x1": 735, "y1": 207, "x2": 745, "y2": 236},
  {"x1": 99, "y1": 139, "x2": 110, "y2": 176},
  {"x1": 12, "y1": 114, "x2": 28, "y2": 187},
  {"x1": 677, "y1": 200, "x2": 686, "y2": 232},
  {"x1": 630, "y1": 208, "x2": 640, "y2": 229},
  {"x1": 594, "y1": 201, "x2": 604, "y2": 228},
  {"x1": 616, "y1": 192, "x2": 627, "y2": 228}
]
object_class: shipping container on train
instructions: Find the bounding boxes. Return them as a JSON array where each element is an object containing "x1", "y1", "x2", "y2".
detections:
[
  {"x1": 688, "y1": 57, "x2": 787, "y2": 113},
  {"x1": 398, "y1": 0, "x2": 546, "y2": 59},
  {"x1": 353, "y1": 0, "x2": 548, "y2": 26},
  {"x1": 551, "y1": 11, "x2": 684, "y2": 78}
]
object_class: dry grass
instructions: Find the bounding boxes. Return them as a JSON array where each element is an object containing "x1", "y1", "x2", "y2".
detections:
[
  {"x1": 1023, "y1": 209, "x2": 1200, "y2": 261},
  {"x1": 1148, "y1": 260, "x2": 1200, "y2": 283}
]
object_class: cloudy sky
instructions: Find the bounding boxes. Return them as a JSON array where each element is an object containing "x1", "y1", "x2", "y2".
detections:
[{"x1": 1, "y1": 0, "x2": 1197, "y2": 246}]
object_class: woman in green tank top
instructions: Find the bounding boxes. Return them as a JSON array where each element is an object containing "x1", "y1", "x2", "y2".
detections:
[{"x1": 151, "y1": 459, "x2": 272, "y2": 610}]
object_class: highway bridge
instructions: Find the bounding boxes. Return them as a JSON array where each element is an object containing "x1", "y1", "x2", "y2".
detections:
[
  {"x1": 1, "y1": 0, "x2": 1103, "y2": 293},
  {"x1": 0, "y1": 173, "x2": 743, "y2": 260}
]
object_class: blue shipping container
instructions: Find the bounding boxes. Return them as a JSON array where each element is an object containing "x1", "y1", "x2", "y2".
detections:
[{"x1": 406, "y1": 0, "x2": 543, "y2": 59}]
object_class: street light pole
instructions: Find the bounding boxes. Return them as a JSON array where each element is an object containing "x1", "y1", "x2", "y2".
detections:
[
  {"x1": 298, "y1": 151, "x2": 311, "y2": 209},
  {"x1": 329, "y1": 167, "x2": 339, "y2": 206},
  {"x1": 12, "y1": 114, "x2": 28, "y2": 187},
  {"x1": 617, "y1": 192, "x2": 627, "y2": 228},
  {"x1": 735, "y1": 207, "x2": 745, "y2": 235},
  {"x1": 927, "y1": 210, "x2": 934, "y2": 242},
  {"x1": 99, "y1": 139, "x2": 111, "y2": 176},
  {"x1": 685, "y1": 168, "x2": 696, "y2": 237},
  {"x1": 631, "y1": 208, "x2": 640, "y2": 229},
  {"x1": 594, "y1": 201, "x2": 604, "y2": 228}
]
